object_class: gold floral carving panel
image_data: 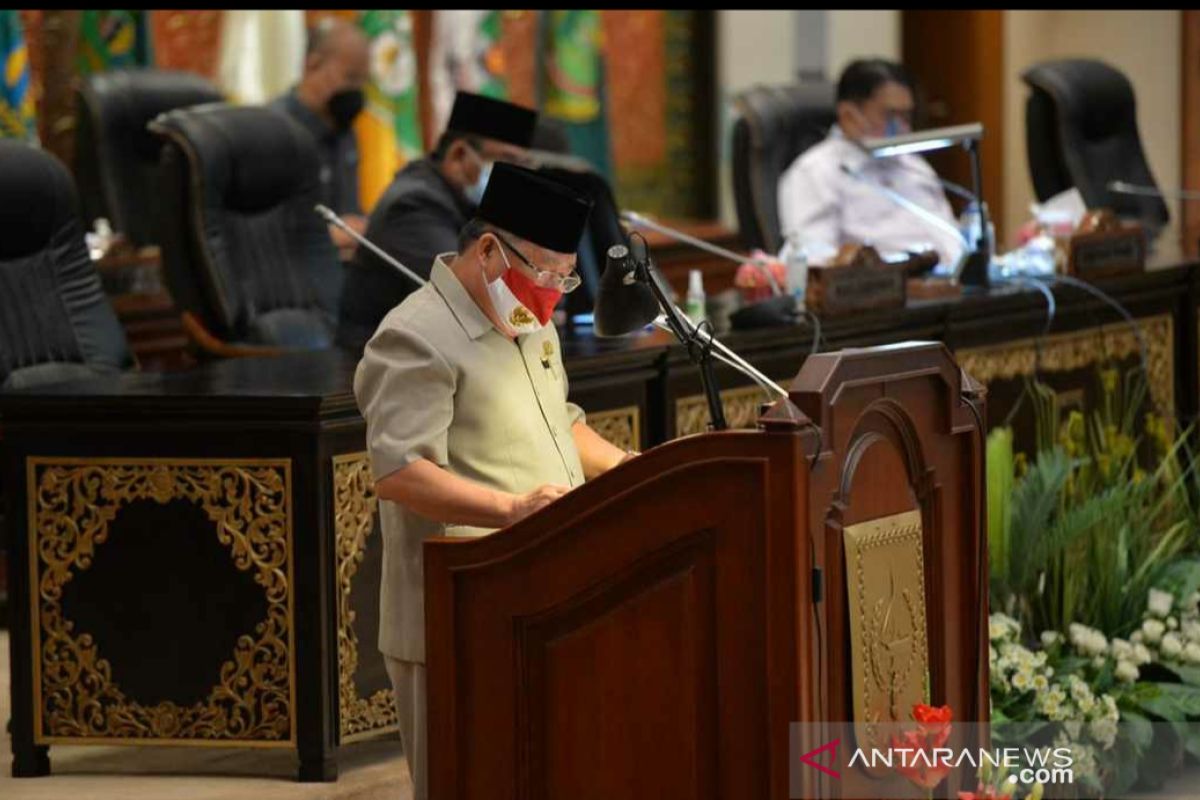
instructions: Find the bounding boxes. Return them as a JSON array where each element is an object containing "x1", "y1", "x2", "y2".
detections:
[
  {"x1": 675, "y1": 384, "x2": 779, "y2": 438},
  {"x1": 587, "y1": 405, "x2": 641, "y2": 452},
  {"x1": 333, "y1": 453, "x2": 399, "y2": 742},
  {"x1": 843, "y1": 509, "x2": 929, "y2": 764},
  {"x1": 955, "y1": 313, "x2": 1174, "y2": 415},
  {"x1": 28, "y1": 458, "x2": 295, "y2": 746}
]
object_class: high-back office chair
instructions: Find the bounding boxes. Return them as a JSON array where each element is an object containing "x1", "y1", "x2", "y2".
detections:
[
  {"x1": 74, "y1": 68, "x2": 225, "y2": 247},
  {"x1": 1022, "y1": 58, "x2": 1169, "y2": 238},
  {"x1": 0, "y1": 140, "x2": 134, "y2": 390},
  {"x1": 529, "y1": 116, "x2": 630, "y2": 319},
  {"x1": 731, "y1": 82, "x2": 837, "y2": 253},
  {"x1": 150, "y1": 104, "x2": 343, "y2": 356}
]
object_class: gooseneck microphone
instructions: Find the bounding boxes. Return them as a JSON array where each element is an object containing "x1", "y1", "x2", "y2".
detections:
[
  {"x1": 1107, "y1": 181, "x2": 1200, "y2": 202},
  {"x1": 314, "y1": 204, "x2": 427, "y2": 287},
  {"x1": 838, "y1": 163, "x2": 973, "y2": 258},
  {"x1": 620, "y1": 210, "x2": 783, "y2": 296}
]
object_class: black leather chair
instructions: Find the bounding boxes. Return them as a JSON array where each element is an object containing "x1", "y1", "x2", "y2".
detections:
[
  {"x1": 1022, "y1": 58, "x2": 1169, "y2": 238},
  {"x1": 74, "y1": 68, "x2": 224, "y2": 247},
  {"x1": 0, "y1": 140, "x2": 133, "y2": 390},
  {"x1": 731, "y1": 82, "x2": 837, "y2": 253},
  {"x1": 149, "y1": 104, "x2": 343, "y2": 355}
]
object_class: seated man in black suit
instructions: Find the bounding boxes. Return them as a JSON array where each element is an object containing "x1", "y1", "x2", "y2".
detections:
[{"x1": 336, "y1": 92, "x2": 537, "y2": 351}]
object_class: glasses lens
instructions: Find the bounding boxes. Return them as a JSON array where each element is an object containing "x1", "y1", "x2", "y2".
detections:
[{"x1": 560, "y1": 274, "x2": 582, "y2": 293}]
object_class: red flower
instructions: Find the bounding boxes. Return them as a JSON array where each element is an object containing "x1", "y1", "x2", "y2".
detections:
[
  {"x1": 958, "y1": 787, "x2": 1013, "y2": 800},
  {"x1": 891, "y1": 703, "x2": 955, "y2": 791},
  {"x1": 913, "y1": 703, "x2": 953, "y2": 741}
]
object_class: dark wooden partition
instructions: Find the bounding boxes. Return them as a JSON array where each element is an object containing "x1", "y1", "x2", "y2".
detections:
[{"x1": 425, "y1": 341, "x2": 989, "y2": 800}]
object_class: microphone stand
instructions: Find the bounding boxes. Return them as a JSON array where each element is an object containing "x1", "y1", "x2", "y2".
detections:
[
  {"x1": 314, "y1": 204, "x2": 428, "y2": 287},
  {"x1": 625, "y1": 242, "x2": 729, "y2": 430}
]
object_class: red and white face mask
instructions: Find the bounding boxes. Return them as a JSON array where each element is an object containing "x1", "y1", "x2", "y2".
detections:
[{"x1": 483, "y1": 238, "x2": 562, "y2": 334}]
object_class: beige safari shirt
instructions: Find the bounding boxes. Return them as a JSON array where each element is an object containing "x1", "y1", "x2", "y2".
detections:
[{"x1": 353, "y1": 254, "x2": 586, "y2": 664}]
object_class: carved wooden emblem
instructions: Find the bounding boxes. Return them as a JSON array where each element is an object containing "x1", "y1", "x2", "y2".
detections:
[{"x1": 843, "y1": 509, "x2": 929, "y2": 767}]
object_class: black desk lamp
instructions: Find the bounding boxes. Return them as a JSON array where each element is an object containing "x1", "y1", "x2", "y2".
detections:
[{"x1": 595, "y1": 239, "x2": 727, "y2": 430}]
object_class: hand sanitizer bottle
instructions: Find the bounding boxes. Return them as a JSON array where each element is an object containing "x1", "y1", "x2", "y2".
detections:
[
  {"x1": 781, "y1": 237, "x2": 807, "y2": 310},
  {"x1": 686, "y1": 269, "x2": 707, "y2": 326}
]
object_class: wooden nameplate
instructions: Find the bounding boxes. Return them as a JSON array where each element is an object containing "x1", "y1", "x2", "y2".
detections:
[
  {"x1": 806, "y1": 244, "x2": 907, "y2": 317},
  {"x1": 1060, "y1": 209, "x2": 1145, "y2": 279}
]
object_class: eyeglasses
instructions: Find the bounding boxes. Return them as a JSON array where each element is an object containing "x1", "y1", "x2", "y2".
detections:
[{"x1": 492, "y1": 233, "x2": 582, "y2": 293}]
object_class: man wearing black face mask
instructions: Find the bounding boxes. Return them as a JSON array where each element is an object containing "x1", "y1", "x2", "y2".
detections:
[{"x1": 271, "y1": 17, "x2": 370, "y2": 259}]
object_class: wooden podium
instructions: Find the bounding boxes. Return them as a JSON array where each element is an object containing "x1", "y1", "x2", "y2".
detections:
[{"x1": 424, "y1": 342, "x2": 989, "y2": 799}]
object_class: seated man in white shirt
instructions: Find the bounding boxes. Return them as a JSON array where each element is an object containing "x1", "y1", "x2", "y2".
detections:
[{"x1": 777, "y1": 58, "x2": 966, "y2": 270}]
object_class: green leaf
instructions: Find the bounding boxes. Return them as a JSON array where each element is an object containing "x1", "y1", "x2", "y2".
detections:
[{"x1": 1122, "y1": 709, "x2": 1154, "y2": 752}]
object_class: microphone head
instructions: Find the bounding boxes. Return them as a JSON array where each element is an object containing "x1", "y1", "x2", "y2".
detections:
[{"x1": 594, "y1": 243, "x2": 660, "y2": 337}]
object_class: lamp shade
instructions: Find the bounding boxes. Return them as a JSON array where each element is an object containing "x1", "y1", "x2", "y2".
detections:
[
  {"x1": 861, "y1": 122, "x2": 983, "y2": 158},
  {"x1": 594, "y1": 244, "x2": 660, "y2": 337}
]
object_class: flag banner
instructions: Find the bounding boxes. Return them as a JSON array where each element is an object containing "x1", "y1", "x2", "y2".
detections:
[
  {"x1": 428, "y1": 10, "x2": 509, "y2": 136},
  {"x1": 538, "y1": 10, "x2": 612, "y2": 180},
  {"x1": 1, "y1": 9, "x2": 36, "y2": 141},
  {"x1": 79, "y1": 10, "x2": 153, "y2": 74},
  {"x1": 216, "y1": 10, "x2": 304, "y2": 105},
  {"x1": 356, "y1": 9, "x2": 423, "y2": 210}
]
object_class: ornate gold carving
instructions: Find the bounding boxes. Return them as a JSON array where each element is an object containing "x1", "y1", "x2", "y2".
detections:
[
  {"x1": 955, "y1": 313, "x2": 1174, "y2": 415},
  {"x1": 843, "y1": 510, "x2": 928, "y2": 763},
  {"x1": 587, "y1": 405, "x2": 641, "y2": 452},
  {"x1": 28, "y1": 458, "x2": 295, "y2": 746},
  {"x1": 333, "y1": 453, "x2": 399, "y2": 742},
  {"x1": 675, "y1": 384, "x2": 779, "y2": 438}
]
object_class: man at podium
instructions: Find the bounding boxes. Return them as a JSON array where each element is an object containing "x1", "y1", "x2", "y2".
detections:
[{"x1": 353, "y1": 163, "x2": 632, "y2": 799}]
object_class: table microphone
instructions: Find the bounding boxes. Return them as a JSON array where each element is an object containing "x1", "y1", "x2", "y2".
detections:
[
  {"x1": 1107, "y1": 180, "x2": 1200, "y2": 202},
  {"x1": 314, "y1": 204, "x2": 427, "y2": 287},
  {"x1": 620, "y1": 210, "x2": 783, "y2": 296}
]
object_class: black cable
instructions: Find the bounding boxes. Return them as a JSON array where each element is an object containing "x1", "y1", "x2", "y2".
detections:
[
  {"x1": 990, "y1": 276, "x2": 1057, "y2": 428},
  {"x1": 1037, "y1": 273, "x2": 1150, "y2": 383}
]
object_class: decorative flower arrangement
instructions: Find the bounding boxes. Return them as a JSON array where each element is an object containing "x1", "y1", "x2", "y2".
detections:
[{"x1": 733, "y1": 250, "x2": 788, "y2": 304}]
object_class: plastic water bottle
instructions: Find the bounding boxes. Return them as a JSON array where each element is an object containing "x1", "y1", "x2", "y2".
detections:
[
  {"x1": 781, "y1": 237, "x2": 807, "y2": 310},
  {"x1": 686, "y1": 269, "x2": 707, "y2": 326}
]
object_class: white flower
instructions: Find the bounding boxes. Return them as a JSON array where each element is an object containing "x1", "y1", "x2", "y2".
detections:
[
  {"x1": 1162, "y1": 632, "x2": 1184, "y2": 658},
  {"x1": 1133, "y1": 643, "x2": 1154, "y2": 666},
  {"x1": 1041, "y1": 630, "x2": 1062, "y2": 648},
  {"x1": 1131, "y1": 630, "x2": 1144, "y2": 644},
  {"x1": 1033, "y1": 674, "x2": 1049, "y2": 692},
  {"x1": 1012, "y1": 669, "x2": 1034, "y2": 691},
  {"x1": 1182, "y1": 620, "x2": 1200, "y2": 642},
  {"x1": 990, "y1": 613, "x2": 1021, "y2": 643},
  {"x1": 1142, "y1": 618, "x2": 1166, "y2": 644},
  {"x1": 1110, "y1": 638, "x2": 1134, "y2": 661},
  {"x1": 1092, "y1": 655, "x2": 1107, "y2": 668},
  {"x1": 1148, "y1": 588, "x2": 1175, "y2": 618},
  {"x1": 1168, "y1": 616, "x2": 1179, "y2": 630},
  {"x1": 1115, "y1": 659, "x2": 1139, "y2": 683},
  {"x1": 1185, "y1": 642, "x2": 1200, "y2": 664},
  {"x1": 1089, "y1": 717, "x2": 1119, "y2": 749}
]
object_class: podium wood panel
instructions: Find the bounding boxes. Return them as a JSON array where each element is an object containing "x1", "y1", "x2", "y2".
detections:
[{"x1": 426, "y1": 342, "x2": 988, "y2": 800}]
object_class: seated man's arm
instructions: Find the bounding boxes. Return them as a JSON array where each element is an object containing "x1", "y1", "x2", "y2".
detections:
[
  {"x1": 363, "y1": 197, "x2": 462, "y2": 281},
  {"x1": 571, "y1": 420, "x2": 629, "y2": 480},
  {"x1": 777, "y1": 157, "x2": 840, "y2": 258},
  {"x1": 376, "y1": 459, "x2": 568, "y2": 528}
]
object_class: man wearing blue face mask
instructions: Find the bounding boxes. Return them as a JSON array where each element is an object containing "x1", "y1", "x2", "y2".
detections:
[
  {"x1": 338, "y1": 91, "x2": 538, "y2": 352},
  {"x1": 777, "y1": 58, "x2": 964, "y2": 269}
]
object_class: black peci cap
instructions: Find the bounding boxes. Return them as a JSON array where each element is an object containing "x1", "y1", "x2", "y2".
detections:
[
  {"x1": 445, "y1": 91, "x2": 537, "y2": 148},
  {"x1": 477, "y1": 162, "x2": 593, "y2": 254}
]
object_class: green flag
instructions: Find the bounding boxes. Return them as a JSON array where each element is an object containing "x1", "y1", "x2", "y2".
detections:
[
  {"x1": 538, "y1": 10, "x2": 612, "y2": 180},
  {"x1": 79, "y1": 10, "x2": 154, "y2": 74},
  {"x1": 356, "y1": 9, "x2": 424, "y2": 209},
  {"x1": 0, "y1": 10, "x2": 36, "y2": 141}
]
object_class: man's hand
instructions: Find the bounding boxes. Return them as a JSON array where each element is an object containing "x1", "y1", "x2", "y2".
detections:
[
  {"x1": 328, "y1": 214, "x2": 368, "y2": 259},
  {"x1": 507, "y1": 484, "x2": 571, "y2": 525}
]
